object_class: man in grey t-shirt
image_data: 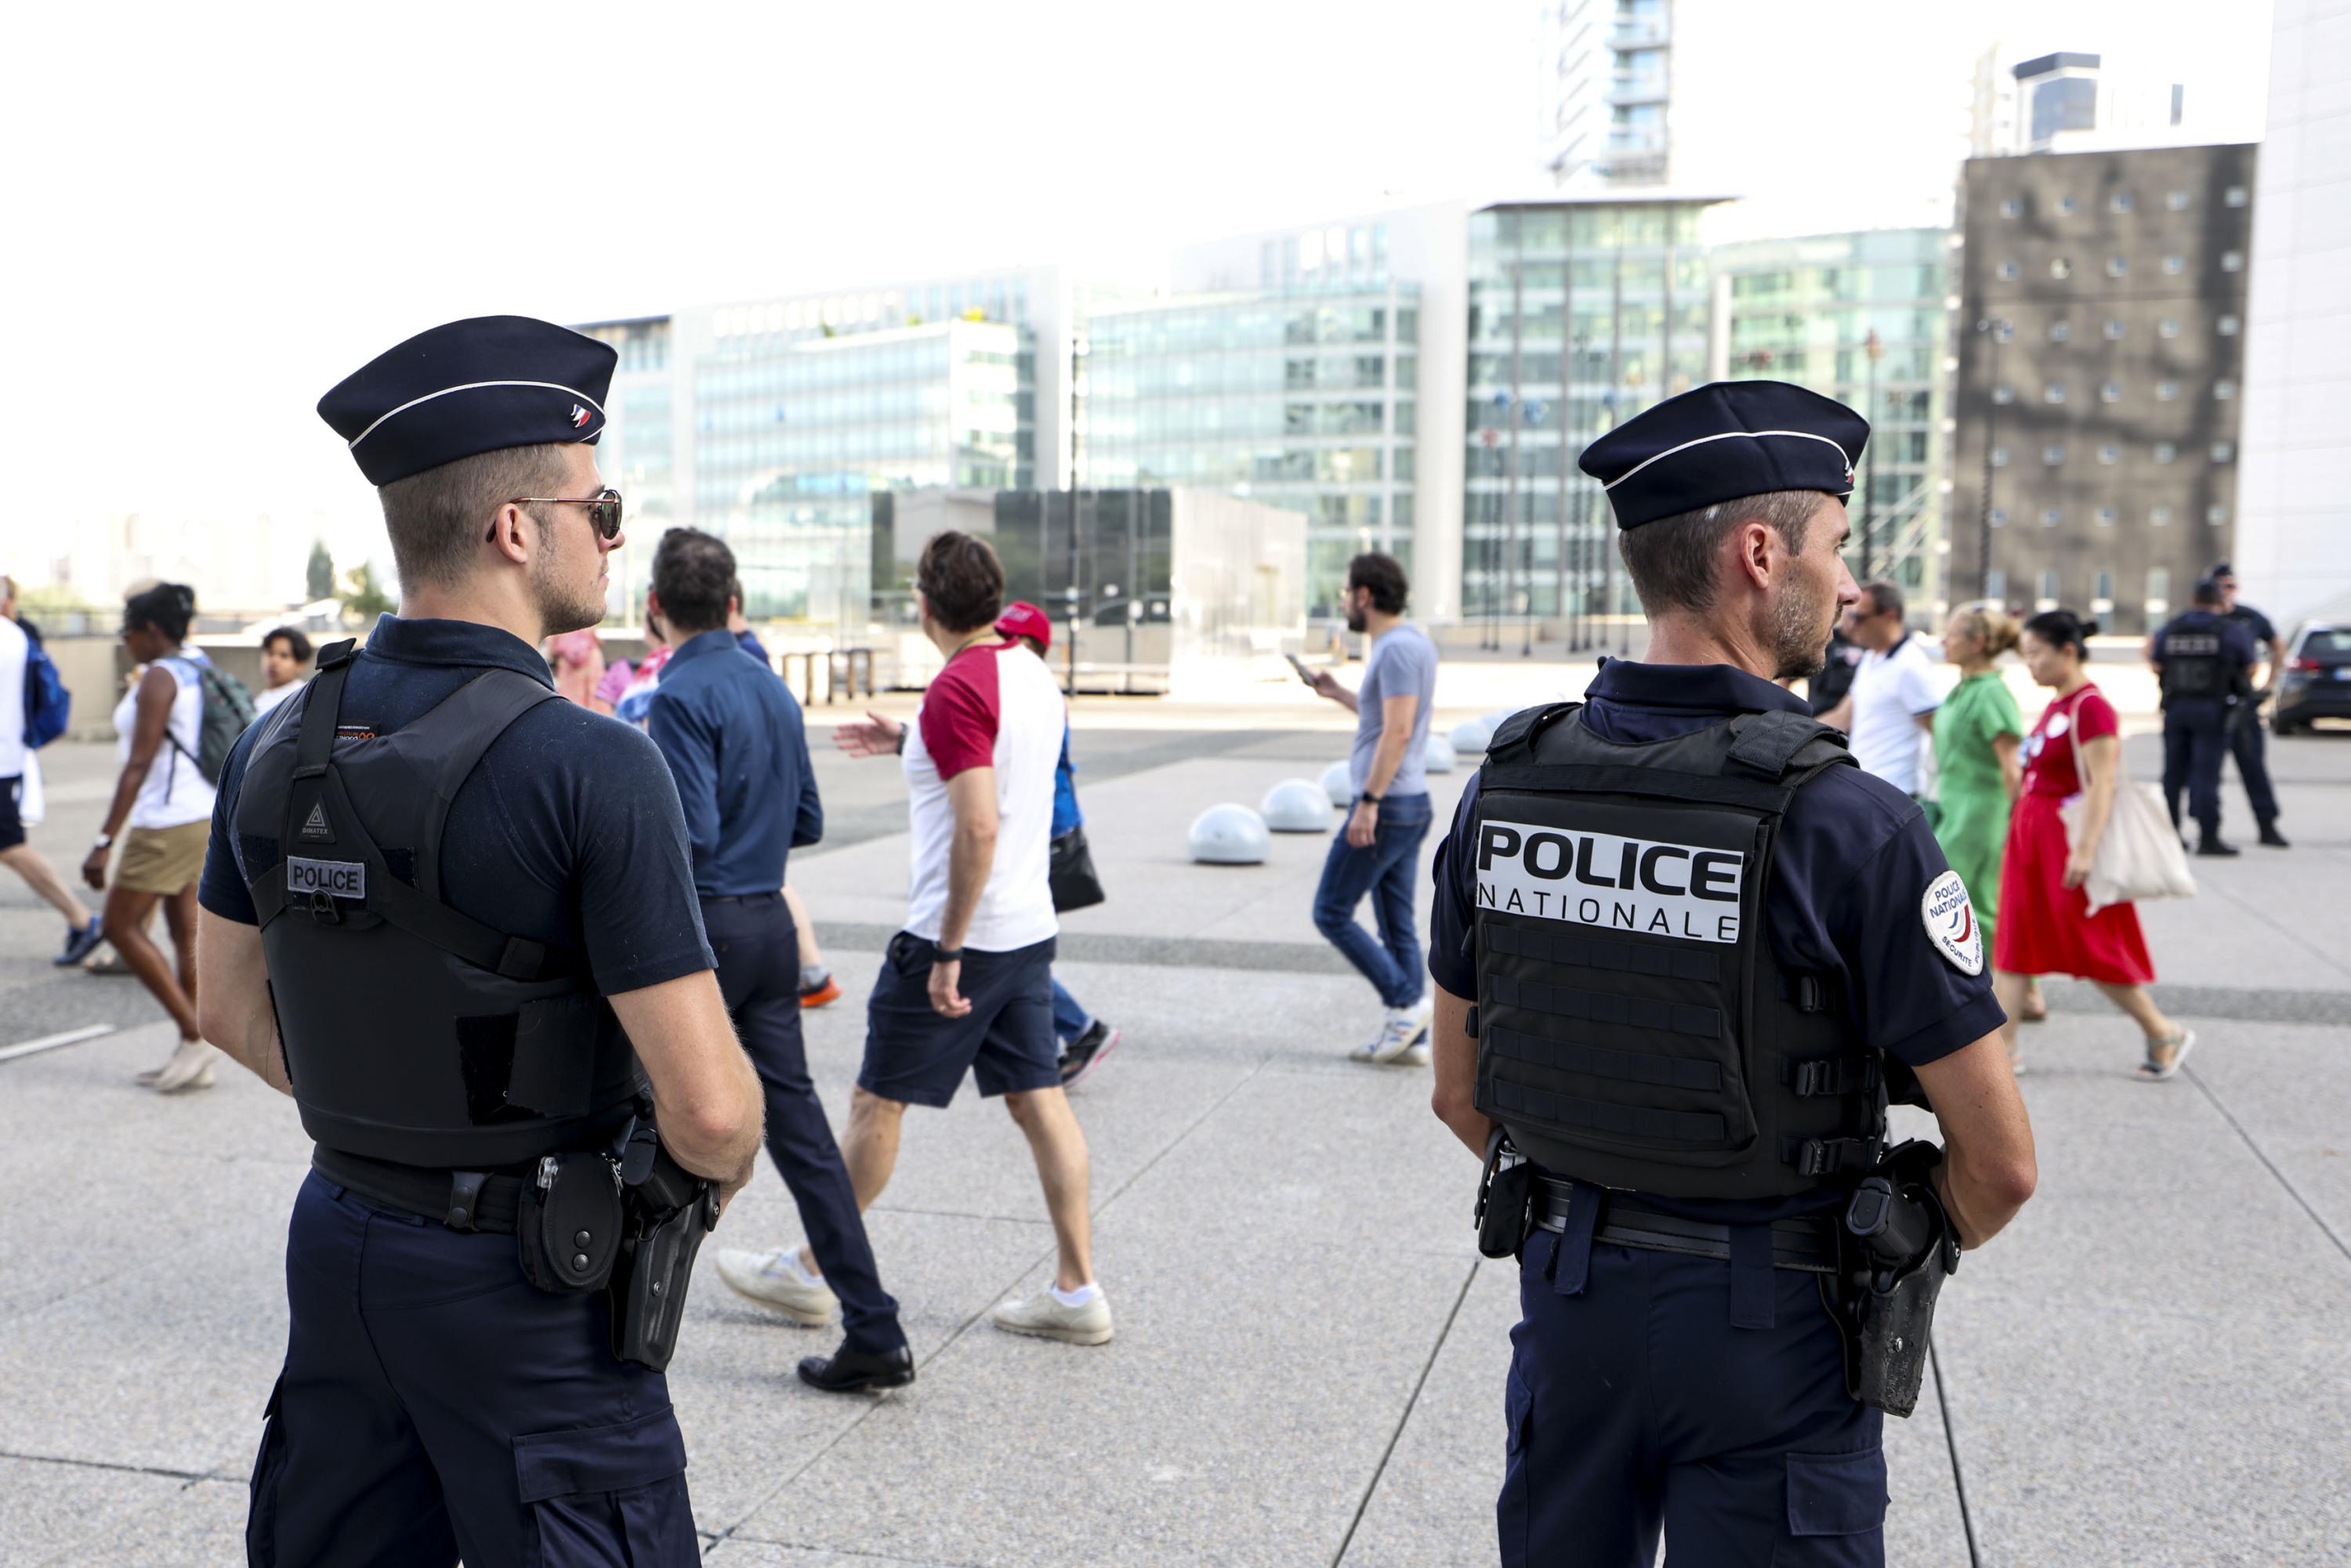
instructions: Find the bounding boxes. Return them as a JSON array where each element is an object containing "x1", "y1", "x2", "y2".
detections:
[{"x1": 1306, "y1": 552, "x2": 1440, "y2": 1065}]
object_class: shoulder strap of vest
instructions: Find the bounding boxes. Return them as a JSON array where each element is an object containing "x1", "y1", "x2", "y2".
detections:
[
  {"x1": 1485, "y1": 701, "x2": 1581, "y2": 764},
  {"x1": 411, "y1": 671, "x2": 567, "y2": 902}
]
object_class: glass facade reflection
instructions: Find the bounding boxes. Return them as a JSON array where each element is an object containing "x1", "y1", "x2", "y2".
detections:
[
  {"x1": 1462, "y1": 201, "x2": 1713, "y2": 623},
  {"x1": 1081, "y1": 286, "x2": 1418, "y2": 616}
]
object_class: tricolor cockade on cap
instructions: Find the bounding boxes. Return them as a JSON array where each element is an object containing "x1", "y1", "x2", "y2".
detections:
[
  {"x1": 317, "y1": 315, "x2": 618, "y2": 486},
  {"x1": 1577, "y1": 380, "x2": 1870, "y2": 531}
]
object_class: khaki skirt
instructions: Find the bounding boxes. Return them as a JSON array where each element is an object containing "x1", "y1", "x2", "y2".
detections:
[{"x1": 116, "y1": 820, "x2": 210, "y2": 895}]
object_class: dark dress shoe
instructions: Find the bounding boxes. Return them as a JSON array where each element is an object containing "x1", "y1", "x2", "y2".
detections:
[
  {"x1": 2195, "y1": 837, "x2": 2240, "y2": 857},
  {"x1": 798, "y1": 1343, "x2": 915, "y2": 1393},
  {"x1": 2259, "y1": 824, "x2": 2290, "y2": 848}
]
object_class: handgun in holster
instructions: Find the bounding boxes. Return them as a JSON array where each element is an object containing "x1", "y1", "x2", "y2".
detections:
[
  {"x1": 1474, "y1": 1126, "x2": 1536, "y2": 1260},
  {"x1": 607, "y1": 1117, "x2": 720, "y2": 1372},
  {"x1": 1835, "y1": 1139, "x2": 1961, "y2": 1418}
]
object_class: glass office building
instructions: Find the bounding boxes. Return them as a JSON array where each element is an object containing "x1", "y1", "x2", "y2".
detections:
[
  {"x1": 1081, "y1": 285, "x2": 1419, "y2": 616},
  {"x1": 1715, "y1": 228, "x2": 1954, "y2": 608},
  {"x1": 1462, "y1": 199, "x2": 1715, "y2": 625}
]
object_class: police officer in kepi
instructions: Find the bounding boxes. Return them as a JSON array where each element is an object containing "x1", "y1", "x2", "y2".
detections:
[
  {"x1": 193, "y1": 316, "x2": 766, "y2": 1566},
  {"x1": 2150, "y1": 578, "x2": 2258, "y2": 856},
  {"x1": 1427, "y1": 381, "x2": 2039, "y2": 1567},
  {"x1": 2210, "y1": 561, "x2": 2289, "y2": 846}
]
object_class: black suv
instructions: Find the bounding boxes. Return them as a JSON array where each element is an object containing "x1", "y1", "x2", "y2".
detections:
[{"x1": 2273, "y1": 623, "x2": 2351, "y2": 734}]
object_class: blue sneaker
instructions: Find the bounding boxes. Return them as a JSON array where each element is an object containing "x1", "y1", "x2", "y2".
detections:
[{"x1": 55, "y1": 916, "x2": 104, "y2": 966}]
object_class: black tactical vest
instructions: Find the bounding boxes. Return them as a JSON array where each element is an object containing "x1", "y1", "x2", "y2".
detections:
[
  {"x1": 1469, "y1": 703, "x2": 1889, "y2": 1199},
  {"x1": 234, "y1": 641, "x2": 641, "y2": 1168},
  {"x1": 2157, "y1": 619, "x2": 2227, "y2": 701}
]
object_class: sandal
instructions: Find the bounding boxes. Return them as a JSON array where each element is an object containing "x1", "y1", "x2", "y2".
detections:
[{"x1": 2135, "y1": 1029, "x2": 2197, "y2": 1081}]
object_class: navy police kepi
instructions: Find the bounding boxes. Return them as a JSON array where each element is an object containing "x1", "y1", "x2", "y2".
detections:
[
  {"x1": 1579, "y1": 379, "x2": 1869, "y2": 529},
  {"x1": 317, "y1": 315, "x2": 618, "y2": 485}
]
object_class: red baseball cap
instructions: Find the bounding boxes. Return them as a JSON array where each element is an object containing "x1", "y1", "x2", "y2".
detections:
[{"x1": 996, "y1": 600, "x2": 1052, "y2": 652}]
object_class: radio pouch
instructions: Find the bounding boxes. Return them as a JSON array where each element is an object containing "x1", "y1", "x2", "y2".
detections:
[{"x1": 516, "y1": 1152, "x2": 623, "y2": 1295}]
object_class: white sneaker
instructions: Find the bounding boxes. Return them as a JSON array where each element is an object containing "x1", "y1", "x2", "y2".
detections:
[
  {"x1": 1397, "y1": 1041, "x2": 1432, "y2": 1067},
  {"x1": 715, "y1": 1246, "x2": 840, "y2": 1326},
  {"x1": 990, "y1": 1287, "x2": 1114, "y2": 1345},
  {"x1": 1350, "y1": 994, "x2": 1433, "y2": 1065},
  {"x1": 147, "y1": 1040, "x2": 219, "y2": 1094}
]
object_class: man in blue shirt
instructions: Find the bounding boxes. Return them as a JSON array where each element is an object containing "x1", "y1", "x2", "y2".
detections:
[
  {"x1": 2149, "y1": 578, "x2": 2259, "y2": 856},
  {"x1": 645, "y1": 527, "x2": 912, "y2": 1393},
  {"x1": 1427, "y1": 381, "x2": 2037, "y2": 1566}
]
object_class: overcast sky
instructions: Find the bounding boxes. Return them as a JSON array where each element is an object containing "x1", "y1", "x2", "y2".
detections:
[{"x1": 0, "y1": 0, "x2": 2273, "y2": 588}]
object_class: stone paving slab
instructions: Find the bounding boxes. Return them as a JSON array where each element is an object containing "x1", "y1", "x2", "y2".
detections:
[
  {"x1": 0, "y1": 1458, "x2": 193, "y2": 1567},
  {"x1": 35, "y1": 1476, "x2": 250, "y2": 1567}
]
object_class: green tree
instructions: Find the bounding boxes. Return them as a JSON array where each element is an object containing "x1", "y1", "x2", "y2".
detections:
[
  {"x1": 341, "y1": 563, "x2": 395, "y2": 627},
  {"x1": 306, "y1": 540, "x2": 335, "y2": 601}
]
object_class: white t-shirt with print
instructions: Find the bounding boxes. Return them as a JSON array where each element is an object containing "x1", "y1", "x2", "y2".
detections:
[{"x1": 901, "y1": 639, "x2": 1063, "y2": 953}]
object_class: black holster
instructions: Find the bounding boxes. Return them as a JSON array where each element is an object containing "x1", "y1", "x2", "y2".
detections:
[
  {"x1": 515, "y1": 1151, "x2": 624, "y2": 1295},
  {"x1": 1474, "y1": 1127, "x2": 1536, "y2": 1260},
  {"x1": 607, "y1": 1122, "x2": 719, "y2": 1372},
  {"x1": 1834, "y1": 1139, "x2": 1961, "y2": 1418}
]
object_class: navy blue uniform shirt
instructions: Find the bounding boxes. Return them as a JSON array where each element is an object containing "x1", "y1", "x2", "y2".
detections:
[
  {"x1": 201, "y1": 616, "x2": 714, "y2": 998},
  {"x1": 2223, "y1": 603, "x2": 2278, "y2": 656},
  {"x1": 1429, "y1": 659, "x2": 2006, "y2": 1221},
  {"x1": 2154, "y1": 610, "x2": 2257, "y2": 688},
  {"x1": 643, "y1": 628, "x2": 822, "y2": 897}
]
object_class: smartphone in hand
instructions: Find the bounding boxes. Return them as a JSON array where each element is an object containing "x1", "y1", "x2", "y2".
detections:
[{"x1": 1285, "y1": 653, "x2": 1317, "y2": 687}]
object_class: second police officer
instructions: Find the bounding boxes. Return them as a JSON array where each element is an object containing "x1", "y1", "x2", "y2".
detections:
[
  {"x1": 2148, "y1": 578, "x2": 2258, "y2": 856},
  {"x1": 194, "y1": 317, "x2": 766, "y2": 1566},
  {"x1": 1426, "y1": 382, "x2": 2039, "y2": 1566}
]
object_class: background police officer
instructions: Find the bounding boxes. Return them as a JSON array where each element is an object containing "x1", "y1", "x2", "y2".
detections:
[
  {"x1": 2211, "y1": 562, "x2": 2289, "y2": 847},
  {"x1": 2150, "y1": 578, "x2": 2258, "y2": 856},
  {"x1": 1426, "y1": 381, "x2": 2038, "y2": 1567},
  {"x1": 194, "y1": 317, "x2": 764, "y2": 1566}
]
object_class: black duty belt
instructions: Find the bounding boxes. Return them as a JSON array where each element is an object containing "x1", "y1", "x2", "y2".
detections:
[
  {"x1": 1533, "y1": 1177, "x2": 1838, "y2": 1274},
  {"x1": 313, "y1": 1146, "x2": 530, "y2": 1235}
]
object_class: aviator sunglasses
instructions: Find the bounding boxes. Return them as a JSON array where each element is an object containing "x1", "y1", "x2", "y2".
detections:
[{"x1": 492, "y1": 487, "x2": 625, "y2": 541}]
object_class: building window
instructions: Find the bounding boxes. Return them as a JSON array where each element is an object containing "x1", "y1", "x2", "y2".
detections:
[
  {"x1": 1987, "y1": 569, "x2": 2008, "y2": 598},
  {"x1": 1991, "y1": 445, "x2": 2010, "y2": 467},
  {"x1": 2208, "y1": 503, "x2": 2230, "y2": 524},
  {"x1": 2162, "y1": 255, "x2": 2186, "y2": 276},
  {"x1": 2218, "y1": 315, "x2": 2241, "y2": 336},
  {"x1": 2001, "y1": 197, "x2": 2023, "y2": 219},
  {"x1": 2110, "y1": 193, "x2": 2134, "y2": 213},
  {"x1": 2157, "y1": 380, "x2": 2179, "y2": 400},
  {"x1": 2043, "y1": 444, "x2": 2065, "y2": 465},
  {"x1": 2167, "y1": 191, "x2": 2190, "y2": 211},
  {"x1": 2154, "y1": 441, "x2": 2177, "y2": 462},
  {"x1": 2149, "y1": 567, "x2": 2172, "y2": 601},
  {"x1": 1993, "y1": 383, "x2": 2016, "y2": 404},
  {"x1": 2058, "y1": 195, "x2": 2078, "y2": 215},
  {"x1": 2049, "y1": 320, "x2": 2071, "y2": 342},
  {"x1": 2212, "y1": 441, "x2": 2235, "y2": 462},
  {"x1": 2051, "y1": 257, "x2": 2074, "y2": 279},
  {"x1": 1997, "y1": 261, "x2": 2020, "y2": 281},
  {"x1": 2106, "y1": 255, "x2": 2128, "y2": 277},
  {"x1": 2044, "y1": 384, "x2": 2067, "y2": 404},
  {"x1": 2159, "y1": 318, "x2": 2182, "y2": 339},
  {"x1": 2103, "y1": 318, "x2": 2125, "y2": 340},
  {"x1": 2098, "y1": 508, "x2": 2117, "y2": 527},
  {"x1": 1990, "y1": 509, "x2": 2009, "y2": 529},
  {"x1": 2096, "y1": 569, "x2": 2115, "y2": 599},
  {"x1": 2215, "y1": 379, "x2": 2237, "y2": 400},
  {"x1": 2040, "y1": 567, "x2": 2061, "y2": 599},
  {"x1": 2222, "y1": 250, "x2": 2245, "y2": 272},
  {"x1": 2041, "y1": 509, "x2": 2063, "y2": 528},
  {"x1": 2151, "y1": 505, "x2": 2172, "y2": 526},
  {"x1": 2101, "y1": 382, "x2": 2123, "y2": 403},
  {"x1": 2226, "y1": 186, "x2": 2249, "y2": 208},
  {"x1": 2099, "y1": 444, "x2": 2121, "y2": 464}
]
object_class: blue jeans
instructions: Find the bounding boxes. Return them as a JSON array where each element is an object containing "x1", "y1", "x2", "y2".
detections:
[
  {"x1": 1312, "y1": 792, "x2": 1433, "y2": 1009},
  {"x1": 1051, "y1": 976, "x2": 1092, "y2": 1045}
]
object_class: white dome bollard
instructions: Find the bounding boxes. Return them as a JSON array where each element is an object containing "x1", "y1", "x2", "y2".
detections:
[
  {"x1": 1189, "y1": 804, "x2": 1271, "y2": 865},
  {"x1": 1262, "y1": 779, "x2": 1335, "y2": 832},
  {"x1": 1450, "y1": 715, "x2": 1498, "y2": 755},
  {"x1": 1319, "y1": 760, "x2": 1355, "y2": 808},
  {"x1": 1422, "y1": 735, "x2": 1459, "y2": 775}
]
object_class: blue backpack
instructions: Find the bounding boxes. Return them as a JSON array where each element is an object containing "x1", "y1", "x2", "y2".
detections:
[{"x1": 21, "y1": 634, "x2": 69, "y2": 749}]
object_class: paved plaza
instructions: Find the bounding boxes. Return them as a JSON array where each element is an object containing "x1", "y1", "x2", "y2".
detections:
[{"x1": 2, "y1": 679, "x2": 2347, "y2": 1566}]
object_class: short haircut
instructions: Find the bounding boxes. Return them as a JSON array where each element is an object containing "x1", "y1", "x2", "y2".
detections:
[
  {"x1": 376, "y1": 443, "x2": 571, "y2": 592},
  {"x1": 1617, "y1": 491, "x2": 1824, "y2": 617},
  {"x1": 2192, "y1": 578, "x2": 2225, "y2": 607},
  {"x1": 2022, "y1": 607, "x2": 2097, "y2": 657},
  {"x1": 263, "y1": 625, "x2": 313, "y2": 663},
  {"x1": 2208, "y1": 560, "x2": 2234, "y2": 579},
  {"x1": 124, "y1": 581, "x2": 196, "y2": 642},
  {"x1": 917, "y1": 531, "x2": 1005, "y2": 633},
  {"x1": 650, "y1": 527, "x2": 737, "y2": 635},
  {"x1": 1346, "y1": 552, "x2": 1410, "y2": 615},
  {"x1": 1860, "y1": 578, "x2": 1906, "y2": 621}
]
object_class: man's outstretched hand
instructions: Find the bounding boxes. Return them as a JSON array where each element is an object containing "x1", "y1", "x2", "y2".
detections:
[{"x1": 835, "y1": 710, "x2": 905, "y2": 759}]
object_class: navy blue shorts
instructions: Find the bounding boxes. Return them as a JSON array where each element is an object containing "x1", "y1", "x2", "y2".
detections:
[
  {"x1": 0, "y1": 775, "x2": 24, "y2": 852},
  {"x1": 859, "y1": 932, "x2": 1059, "y2": 1108}
]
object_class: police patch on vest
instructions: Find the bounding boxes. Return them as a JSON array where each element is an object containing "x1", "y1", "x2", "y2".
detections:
[
  {"x1": 285, "y1": 856, "x2": 365, "y2": 900},
  {"x1": 1475, "y1": 817, "x2": 1744, "y2": 944},
  {"x1": 1921, "y1": 869, "x2": 1981, "y2": 975}
]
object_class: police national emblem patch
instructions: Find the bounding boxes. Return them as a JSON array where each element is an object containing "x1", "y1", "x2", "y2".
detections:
[{"x1": 1921, "y1": 869, "x2": 1983, "y2": 976}]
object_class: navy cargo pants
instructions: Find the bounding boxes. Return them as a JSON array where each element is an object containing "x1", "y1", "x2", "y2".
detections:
[
  {"x1": 2161, "y1": 698, "x2": 2230, "y2": 838},
  {"x1": 1502, "y1": 1189, "x2": 1886, "y2": 1566},
  {"x1": 247, "y1": 1172, "x2": 697, "y2": 1567}
]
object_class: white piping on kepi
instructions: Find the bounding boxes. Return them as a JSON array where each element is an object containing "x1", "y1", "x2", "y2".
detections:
[
  {"x1": 1602, "y1": 429, "x2": 1855, "y2": 491},
  {"x1": 347, "y1": 381, "x2": 608, "y2": 450}
]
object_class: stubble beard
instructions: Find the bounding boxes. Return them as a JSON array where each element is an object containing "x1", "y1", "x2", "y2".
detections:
[
  {"x1": 1770, "y1": 572, "x2": 1833, "y2": 683},
  {"x1": 528, "y1": 517, "x2": 607, "y2": 637}
]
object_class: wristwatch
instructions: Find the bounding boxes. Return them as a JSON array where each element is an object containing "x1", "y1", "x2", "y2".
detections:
[
  {"x1": 893, "y1": 725, "x2": 907, "y2": 755},
  {"x1": 1359, "y1": 791, "x2": 1383, "y2": 806},
  {"x1": 91, "y1": 831, "x2": 114, "y2": 851},
  {"x1": 932, "y1": 946, "x2": 964, "y2": 964}
]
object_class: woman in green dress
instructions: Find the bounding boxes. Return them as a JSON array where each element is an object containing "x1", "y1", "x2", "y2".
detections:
[{"x1": 1934, "y1": 603, "x2": 2038, "y2": 1052}]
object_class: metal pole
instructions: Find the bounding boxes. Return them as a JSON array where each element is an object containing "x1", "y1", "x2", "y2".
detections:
[
  {"x1": 1508, "y1": 258, "x2": 1525, "y2": 660},
  {"x1": 1975, "y1": 319, "x2": 2003, "y2": 602},
  {"x1": 1861, "y1": 328, "x2": 1882, "y2": 582}
]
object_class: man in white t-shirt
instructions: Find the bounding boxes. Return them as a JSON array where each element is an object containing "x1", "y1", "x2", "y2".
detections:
[
  {"x1": 802, "y1": 531, "x2": 1111, "y2": 1346},
  {"x1": 0, "y1": 574, "x2": 105, "y2": 965},
  {"x1": 1817, "y1": 578, "x2": 1940, "y2": 796}
]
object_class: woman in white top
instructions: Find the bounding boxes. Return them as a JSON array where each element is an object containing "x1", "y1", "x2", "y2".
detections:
[
  {"x1": 81, "y1": 583, "x2": 221, "y2": 1093},
  {"x1": 252, "y1": 625, "x2": 313, "y2": 715}
]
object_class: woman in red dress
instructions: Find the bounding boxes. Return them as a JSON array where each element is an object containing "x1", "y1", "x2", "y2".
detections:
[{"x1": 1994, "y1": 610, "x2": 2191, "y2": 1077}]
